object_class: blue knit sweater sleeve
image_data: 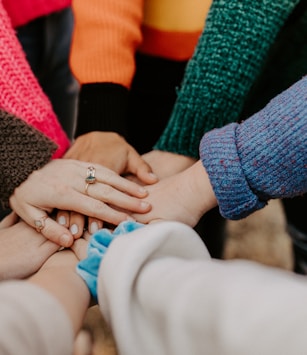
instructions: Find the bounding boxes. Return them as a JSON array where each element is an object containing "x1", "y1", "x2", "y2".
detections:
[{"x1": 199, "y1": 76, "x2": 307, "y2": 220}]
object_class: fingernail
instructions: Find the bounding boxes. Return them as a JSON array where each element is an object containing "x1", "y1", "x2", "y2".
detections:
[
  {"x1": 60, "y1": 234, "x2": 72, "y2": 247},
  {"x1": 138, "y1": 187, "x2": 148, "y2": 194},
  {"x1": 58, "y1": 216, "x2": 66, "y2": 225},
  {"x1": 140, "y1": 201, "x2": 150, "y2": 209},
  {"x1": 90, "y1": 222, "x2": 99, "y2": 234},
  {"x1": 149, "y1": 172, "x2": 158, "y2": 180},
  {"x1": 126, "y1": 216, "x2": 135, "y2": 221},
  {"x1": 70, "y1": 224, "x2": 79, "y2": 235}
]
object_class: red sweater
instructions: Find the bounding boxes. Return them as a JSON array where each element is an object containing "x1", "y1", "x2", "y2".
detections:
[
  {"x1": 0, "y1": 3, "x2": 70, "y2": 158},
  {"x1": 3, "y1": 0, "x2": 71, "y2": 28}
]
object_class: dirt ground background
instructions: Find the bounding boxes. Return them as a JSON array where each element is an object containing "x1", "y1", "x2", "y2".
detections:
[{"x1": 80, "y1": 199, "x2": 293, "y2": 355}]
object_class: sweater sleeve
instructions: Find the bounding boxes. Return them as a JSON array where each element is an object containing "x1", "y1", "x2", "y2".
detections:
[
  {"x1": 0, "y1": 281, "x2": 74, "y2": 355},
  {"x1": 0, "y1": 3, "x2": 70, "y2": 158},
  {"x1": 154, "y1": 0, "x2": 300, "y2": 158},
  {"x1": 97, "y1": 221, "x2": 211, "y2": 355},
  {"x1": 96, "y1": 220, "x2": 307, "y2": 355},
  {"x1": 0, "y1": 110, "x2": 57, "y2": 210},
  {"x1": 199, "y1": 76, "x2": 307, "y2": 220},
  {"x1": 70, "y1": 0, "x2": 143, "y2": 137}
]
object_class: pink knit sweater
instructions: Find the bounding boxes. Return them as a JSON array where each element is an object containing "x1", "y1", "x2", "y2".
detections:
[
  {"x1": 3, "y1": 0, "x2": 71, "y2": 28},
  {"x1": 0, "y1": 2, "x2": 70, "y2": 158}
]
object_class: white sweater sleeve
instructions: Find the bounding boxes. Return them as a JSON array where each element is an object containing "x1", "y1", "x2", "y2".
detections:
[
  {"x1": 97, "y1": 221, "x2": 307, "y2": 355},
  {"x1": 97, "y1": 221, "x2": 211, "y2": 354},
  {"x1": 0, "y1": 281, "x2": 74, "y2": 355}
]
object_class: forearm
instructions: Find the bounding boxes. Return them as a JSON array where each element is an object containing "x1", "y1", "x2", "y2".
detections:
[
  {"x1": 71, "y1": 0, "x2": 143, "y2": 137},
  {"x1": 101, "y1": 234, "x2": 307, "y2": 355},
  {"x1": 97, "y1": 222, "x2": 211, "y2": 355},
  {"x1": 29, "y1": 251, "x2": 90, "y2": 335},
  {"x1": 71, "y1": 0, "x2": 143, "y2": 86},
  {"x1": 0, "y1": 281, "x2": 74, "y2": 354},
  {"x1": 200, "y1": 76, "x2": 307, "y2": 220},
  {"x1": 155, "y1": 0, "x2": 300, "y2": 158},
  {"x1": 188, "y1": 160, "x2": 217, "y2": 215}
]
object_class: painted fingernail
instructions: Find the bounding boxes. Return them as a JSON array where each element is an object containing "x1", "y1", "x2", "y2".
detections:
[
  {"x1": 90, "y1": 222, "x2": 99, "y2": 234},
  {"x1": 70, "y1": 224, "x2": 79, "y2": 235},
  {"x1": 138, "y1": 187, "x2": 148, "y2": 194},
  {"x1": 60, "y1": 234, "x2": 72, "y2": 247},
  {"x1": 140, "y1": 201, "x2": 150, "y2": 209},
  {"x1": 58, "y1": 216, "x2": 66, "y2": 225},
  {"x1": 149, "y1": 172, "x2": 158, "y2": 180}
]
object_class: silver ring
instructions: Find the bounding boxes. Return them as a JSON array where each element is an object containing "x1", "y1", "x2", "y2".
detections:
[
  {"x1": 34, "y1": 216, "x2": 48, "y2": 233},
  {"x1": 85, "y1": 166, "x2": 96, "y2": 184}
]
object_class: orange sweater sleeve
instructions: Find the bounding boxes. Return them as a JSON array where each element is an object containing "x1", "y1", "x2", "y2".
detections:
[{"x1": 70, "y1": 0, "x2": 143, "y2": 89}]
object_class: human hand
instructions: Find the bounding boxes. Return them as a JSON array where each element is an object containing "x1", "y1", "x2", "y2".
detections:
[
  {"x1": 41, "y1": 230, "x2": 91, "y2": 271},
  {"x1": 131, "y1": 161, "x2": 217, "y2": 226},
  {"x1": 0, "y1": 212, "x2": 59, "y2": 280},
  {"x1": 64, "y1": 132, "x2": 158, "y2": 185},
  {"x1": 55, "y1": 210, "x2": 103, "y2": 239},
  {"x1": 70, "y1": 230, "x2": 92, "y2": 261},
  {"x1": 9, "y1": 159, "x2": 151, "y2": 247},
  {"x1": 142, "y1": 150, "x2": 196, "y2": 179}
]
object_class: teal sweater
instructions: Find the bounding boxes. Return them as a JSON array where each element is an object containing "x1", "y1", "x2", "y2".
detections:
[{"x1": 154, "y1": 0, "x2": 304, "y2": 158}]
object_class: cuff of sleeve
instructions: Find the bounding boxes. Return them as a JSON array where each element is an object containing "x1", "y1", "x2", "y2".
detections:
[
  {"x1": 0, "y1": 112, "x2": 56, "y2": 210},
  {"x1": 75, "y1": 83, "x2": 129, "y2": 138},
  {"x1": 199, "y1": 123, "x2": 266, "y2": 220},
  {"x1": 1, "y1": 281, "x2": 74, "y2": 354},
  {"x1": 77, "y1": 221, "x2": 144, "y2": 300}
]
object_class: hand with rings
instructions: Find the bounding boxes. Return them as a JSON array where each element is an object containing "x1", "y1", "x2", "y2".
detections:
[
  {"x1": 9, "y1": 159, "x2": 152, "y2": 247},
  {"x1": 64, "y1": 132, "x2": 159, "y2": 185},
  {"x1": 58, "y1": 165, "x2": 102, "y2": 236},
  {"x1": 0, "y1": 212, "x2": 60, "y2": 280}
]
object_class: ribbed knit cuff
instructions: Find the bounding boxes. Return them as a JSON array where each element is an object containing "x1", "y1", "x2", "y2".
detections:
[
  {"x1": 0, "y1": 111, "x2": 56, "y2": 210},
  {"x1": 154, "y1": 0, "x2": 300, "y2": 159},
  {"x1": 75, "y1": 83, "x2": 129, "y2": 138},
  {"x1": 200, "y1": 76, "x2": 307, "y2": 220},
  {"x1": 200, "y1": 123, "x2": 265, "y2": 220}
]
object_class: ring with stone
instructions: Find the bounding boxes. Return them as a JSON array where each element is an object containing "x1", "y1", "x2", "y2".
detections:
[
  {"x1": 85, "y1": 166, "x2": 96, "y2": 184},
  {"x1": 34, "y1": 215, "x2": 48, "y2": 233}
]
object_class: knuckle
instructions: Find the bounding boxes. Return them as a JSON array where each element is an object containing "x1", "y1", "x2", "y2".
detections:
[
  {"x1": 92, "y1": 199, "x2": 107, "y2": 212},
  {"x1": 100, "y1": 168, "x2": 114, "y2": 183},
  {"x1": 99, "y1": 184, "x2": 113, "y2": 198}
]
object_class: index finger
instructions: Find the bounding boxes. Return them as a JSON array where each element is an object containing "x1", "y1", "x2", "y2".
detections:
[{"x1": 126, "y1": 150, "x2": 158, "y2": 185}]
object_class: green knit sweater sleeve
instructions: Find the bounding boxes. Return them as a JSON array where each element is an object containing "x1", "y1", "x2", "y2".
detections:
[{"x1": 154, "y1": 0, "x2": 300, "y2": 158}]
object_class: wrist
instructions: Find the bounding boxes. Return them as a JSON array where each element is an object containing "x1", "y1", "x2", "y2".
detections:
[
  {"x1": 75, "y1": 83, "x2": 129, "y2": 137},
  {"x1": 188, "y1": 161, "x2": 217, "y2": 215}
]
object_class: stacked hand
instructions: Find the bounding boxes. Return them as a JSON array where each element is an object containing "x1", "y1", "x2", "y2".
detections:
[
  {"x1": 9, "y1": 159, "x2": 152, "y2": 247},
  {"x1": 0, "y1": 212, "x2": 59, "y2": 280}
]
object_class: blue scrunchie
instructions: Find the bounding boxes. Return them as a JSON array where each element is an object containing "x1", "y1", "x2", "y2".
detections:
[{"x1": 77, "y1": 221, "x2": 144, "y2": 300}]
